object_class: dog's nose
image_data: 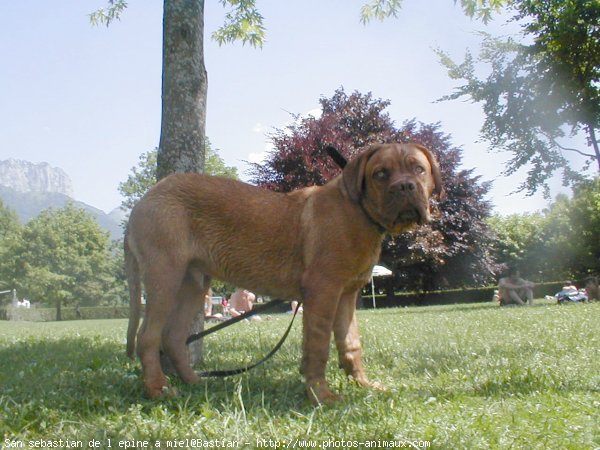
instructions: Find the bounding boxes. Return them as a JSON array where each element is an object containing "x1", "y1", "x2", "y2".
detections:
[{"x1": 390, "y1": 179, "x2": 416, "y2": 194}]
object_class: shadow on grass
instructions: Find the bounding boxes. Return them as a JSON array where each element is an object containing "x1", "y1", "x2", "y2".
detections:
[
  {"x1": 0, "y1": 335, "x2": 310, "y2": 431},
  {"x1": 0, "y1": 337, "x2": 140, "y2": 408}
]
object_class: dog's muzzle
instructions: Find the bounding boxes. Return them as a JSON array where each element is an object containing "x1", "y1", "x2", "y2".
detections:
[
  {"x1": 394, "y1": 202, "x2": 430, "y2": 226},
  {"x1": 388, "y1": 181, "x2": 431, "y2": 228}
]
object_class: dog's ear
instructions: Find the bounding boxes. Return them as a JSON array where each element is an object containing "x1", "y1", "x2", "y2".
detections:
[
  {"x1": 342, "y1": 145, "x2": 382, "y2": 202},
  {"x1": 415, "y1": 144, "x2": 444, "y2": 200}
]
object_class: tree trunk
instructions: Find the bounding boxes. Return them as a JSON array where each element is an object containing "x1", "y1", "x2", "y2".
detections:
[
  {"x1": 158, "y1": 0, "x2": 208, "y2": 179},
  {"x1": 157, "y1": 0, "x2": 207, "y2": 370},
  {"x1": 588, "y1": 125, "x2": 600, "y2": 173},
  {"x1": 56, "y1": 299, "x2": 62, "y2": 322}
]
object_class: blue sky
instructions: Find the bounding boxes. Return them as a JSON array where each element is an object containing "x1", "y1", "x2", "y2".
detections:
[{"x1": 0, "y1": 1, "x2": 589, "y2": 214}]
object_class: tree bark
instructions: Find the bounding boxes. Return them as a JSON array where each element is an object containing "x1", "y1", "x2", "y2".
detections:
[
  {"x1": 157, "y1": 0, "x2": 208, "y2": 179},
  {"x1": 588, "y1": 125, "x2": 600, "y2": 173},
  {"x1": 157, "y1": 0, "x2": 207, "y2": 370},
  {"x1": 56, "y1": 299, "x2": 62, "y2": 322}
]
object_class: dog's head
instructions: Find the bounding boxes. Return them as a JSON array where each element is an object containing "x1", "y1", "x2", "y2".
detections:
[{"x1": 343, "y1": 143, "x2": 443, "y2": 234}]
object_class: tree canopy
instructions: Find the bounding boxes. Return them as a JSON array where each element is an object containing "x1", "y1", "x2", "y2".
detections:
[
  {"x1": 438, "y1": 0, "x2": 600, "y2": 196},
  {"x1": 360, "y1": 0, "x2": 510, "y2": 24},
  {"x1": 0, "y1": 204, "x2": 123, "y2": 318}
]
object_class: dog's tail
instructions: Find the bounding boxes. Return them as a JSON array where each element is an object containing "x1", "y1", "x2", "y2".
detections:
[{"x1": 125, "y1": 232, "x2": 142, "y2": 359}]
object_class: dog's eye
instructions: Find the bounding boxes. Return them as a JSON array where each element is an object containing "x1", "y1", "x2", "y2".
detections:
[
  {"x1": 414, "y1": 166, "x2": 426, "y2": 175},
  {"x1": 373, "y1": 169, "x2": 389, "y2": 181}
]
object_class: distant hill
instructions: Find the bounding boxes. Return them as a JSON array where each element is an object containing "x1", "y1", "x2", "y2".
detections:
[{"x1": 0, "y1": 160, "x2": 124, "y2": 240}]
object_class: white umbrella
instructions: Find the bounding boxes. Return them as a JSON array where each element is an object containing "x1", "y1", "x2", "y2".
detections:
[{"x1": 370, "y1": 265, "x2": 392, "y2": 308}]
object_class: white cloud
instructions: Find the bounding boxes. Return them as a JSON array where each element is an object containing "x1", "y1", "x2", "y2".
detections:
[
  {"x1": 241, "y1": 107, "x2": 322, "y2": 180},
  {"x1": 304, "y1": 108, "x2": 322, "y2": 119},
  {"x1": 246, "y1": 142, "x2": 274, "y2": 165},
  {"x1": 246, "y1": 150, "x2": 268, "y2": 164},
  {"x1": 251, "y1": 122, "x2": 266, "y2": 134}
]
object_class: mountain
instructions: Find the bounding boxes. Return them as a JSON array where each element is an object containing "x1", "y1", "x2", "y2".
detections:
[
  {"x1": 0, "y1": 160, "x2": 123, "y2": 240},
  {"x1": 0, "y1": 159, "x2": 74, "y2": 197}
]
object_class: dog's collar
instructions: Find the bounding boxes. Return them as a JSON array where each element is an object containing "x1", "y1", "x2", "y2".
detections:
[
  {"x1": 338, "y1": 177, "x2": 387, "y2": 234},
  {"x1": 358, "y1": 196, "x2": 387, "y2": 235}
]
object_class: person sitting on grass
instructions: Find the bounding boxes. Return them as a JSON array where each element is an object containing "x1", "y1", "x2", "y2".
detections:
[
  {"x1": 585, "y1": 277, "x2": 599, "y2": 301},
  {"x1": 229, "y1": 288, "x2": 261, "y2": 321},
  {"x1": 498, "y1": 268, "x2": 535, "y2": 306}
]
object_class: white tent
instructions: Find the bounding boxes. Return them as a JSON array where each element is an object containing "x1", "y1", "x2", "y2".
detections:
[{"x1": 370, "y1": 265, "x2": 392, "y2": 308}]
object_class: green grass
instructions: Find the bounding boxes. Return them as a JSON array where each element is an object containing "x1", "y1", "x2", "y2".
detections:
[{"x1": 1, "y1": 301, "x2": 599, "y2": 449}]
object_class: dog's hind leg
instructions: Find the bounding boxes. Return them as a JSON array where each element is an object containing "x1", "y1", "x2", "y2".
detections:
[
  {"x1": 137, "y1": 263, "x2": 185, "y2": 398},
  {"x1": 125, "y1": 237, "x2": 142, "y2": 359},
  {"x1": 161, "y1": 269, "x2": 210, "y2": 384}
]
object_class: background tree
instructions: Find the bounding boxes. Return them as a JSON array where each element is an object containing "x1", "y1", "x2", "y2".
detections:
[
  {"x1": 437, "y1": 0, "x2": 600, "y2": 196},
  {"x1": 0, "y1": 201, "x2": 22, "y2": 304},
  {"x1": 488, "y1": 178, "x2": 600, "y2": 282},
  {"x1": 0, "y1": 200, "x2": 21, "y2": 242},
  {"x1": 118, "y1": 148, "x2": 158, "y2": 213},
  {"x1": 4, "y1": 204, "x2": 121, "y2": 320},
  {"x1": 251, "y1": 88, "x2": 499, "y2": 291},
  {"x1": 250, "y1": 89, "x2": 397, "y2": 192},
  {"x1": 537, "y1": 194, "x2": 580, "y2": 280},
  {"x1": 118, "y1": 138, "x2": 238, "y2": 212},
  {"x1": 568, "y1": 178, "x2": 600, "y2": 277},
  {"x1": 487, "y1": 212, "x2": 548, "y2": 279}
]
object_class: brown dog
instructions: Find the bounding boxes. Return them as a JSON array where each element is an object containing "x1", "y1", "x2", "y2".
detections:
[{"x1": 125, "y1": 143, "x2": 443, "y2": 404}]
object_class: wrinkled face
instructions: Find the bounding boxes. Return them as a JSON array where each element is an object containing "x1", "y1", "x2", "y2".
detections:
[{"x1": 343, "y1": 143, "x2": 443, "y2": 234}]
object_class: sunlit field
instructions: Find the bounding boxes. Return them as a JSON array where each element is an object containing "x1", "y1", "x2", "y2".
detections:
[{"x1": 1, "y1": 301, "x2": 598, "y2": 449}]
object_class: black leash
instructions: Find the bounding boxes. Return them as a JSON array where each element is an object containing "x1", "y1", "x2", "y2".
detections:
[
  {"x1": 325, "y1": 145, "x2": 347, "y2": 168},
  {"x1": 186, "y1": 299, "x2": 302, "y2": 378},
  {"x1": 186, "y1": 299, "x2": 287, "y2": 345}
]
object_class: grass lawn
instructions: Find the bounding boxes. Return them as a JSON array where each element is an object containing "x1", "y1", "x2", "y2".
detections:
[{"x1": 1, "y1": 301, "x2": 598, "y2": 449}]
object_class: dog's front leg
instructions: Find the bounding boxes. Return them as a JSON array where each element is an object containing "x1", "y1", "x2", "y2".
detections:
[
  {"x1": 334, "y1": 291, "x2": 384, "y2": 391},
  {"x1": 301, "y1": 280, "x2": 342, "y2": 405},
  {"x1": 333, "y1": 291, "x2": 367, "y2": 383}
]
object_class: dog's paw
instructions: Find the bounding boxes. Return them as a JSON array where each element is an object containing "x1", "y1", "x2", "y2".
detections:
[
  {"x1": 306, "y1": 380, "x2": 342, "y2": 406},
  {"x1": 350, "y1": 375, "x2": 387, "y2": 392},
  {"x1": 145, "y1": 384, "x2": 178, "y2": 399},
  {"x1": 366, "y1": 380, "x2": 387, "y2": 391},
  {"x1": 179, "y1": 370, "x2": 201, "y2": 385}
]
